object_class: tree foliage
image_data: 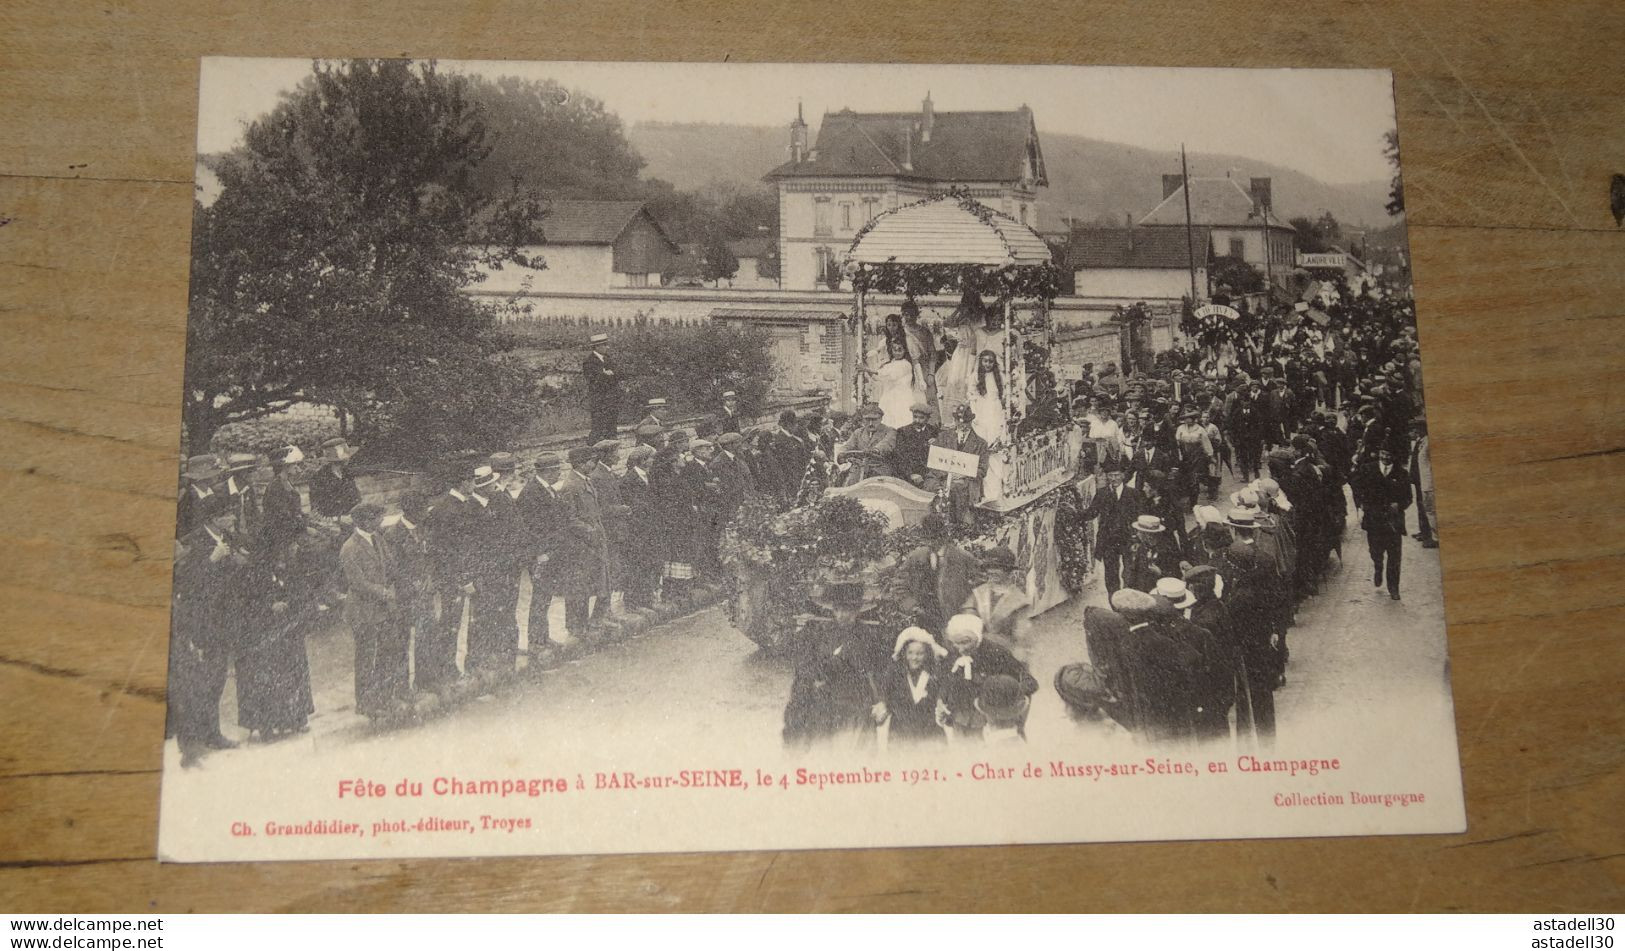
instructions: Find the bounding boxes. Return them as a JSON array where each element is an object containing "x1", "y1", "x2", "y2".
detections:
[
  {"x1": 1207, "y1": 255, "x2": 1265, "y2": 295},
  {"x1": 463, "y1": 75, "x2": 647, "y2": 203},
  {"x1": 699, "y1": 233, "x2": 740, "y2": 284},
  {"x1": 1384, "y1": 129, "x2": 1404, "y2": 217},
  {"x1": 1288, "y1": 211, "x2": 1343, "y2": 253},
  {"x1": 185, "y1": 59, "x2": 546, "y2": 456}
]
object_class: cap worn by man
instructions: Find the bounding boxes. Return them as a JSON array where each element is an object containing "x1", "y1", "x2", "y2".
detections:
[{"x1": 488, "y1": 452, "x2": 518, "y2": 473}]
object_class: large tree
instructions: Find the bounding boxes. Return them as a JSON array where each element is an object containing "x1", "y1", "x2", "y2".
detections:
[
  {"x1": 463, "y1": 75, "x2": 648, "y2": 202},
  {"x1": 185, "y1": 59, "x2": 544, "y2": 455}
]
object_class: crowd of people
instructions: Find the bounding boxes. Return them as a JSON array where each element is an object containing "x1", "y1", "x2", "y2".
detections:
[
  {"x1": 165, "y1": 367, "x2": 932, "y2": 767},
  {"x1": 776, "y1": 285, "x2": 1437, "y2": 751},
  {"x1": 167, "y1": 285, "x2": 1436, "y2": 766}
]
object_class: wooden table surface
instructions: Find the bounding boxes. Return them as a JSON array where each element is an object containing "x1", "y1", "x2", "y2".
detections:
[{"x1": 1, "y1": 0, "x2": 1621, "y2": 913}]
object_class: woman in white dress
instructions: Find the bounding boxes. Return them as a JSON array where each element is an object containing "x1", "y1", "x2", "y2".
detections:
[
  {"x1": 968, "y1": 349, "x2": 1008, "y2": 447},
  {"x1": 873, "y1": 336, "x2": 926, "y2": 430}
]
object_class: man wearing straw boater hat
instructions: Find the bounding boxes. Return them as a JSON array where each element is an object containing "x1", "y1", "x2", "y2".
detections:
[
  {"x1": 176, "y1": 453, "x2": 226, "y2": 537},
  {"x1": 582, "y1": 331, "x2": 619, "y2": 442},
  {"x1": 716, "y1": 389, "x2": 744, "y2": 435},
  {"x1": 1124, "y1": 514, "x2": 1180, "y2": 593},
  {"x1": 169, "y1": 489, "x2": 246, "y2": 766},
  {"x1": 588, "y1": 440, "x2": 632, "y2": 626},
  {"x1": 308, "y1": 437, "x2": 360, "y2": 522}
]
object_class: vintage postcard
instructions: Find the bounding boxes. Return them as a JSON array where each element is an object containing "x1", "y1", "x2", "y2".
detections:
[{"x1": 159, "y1": 58, "x2": 1464, "y2": 861}]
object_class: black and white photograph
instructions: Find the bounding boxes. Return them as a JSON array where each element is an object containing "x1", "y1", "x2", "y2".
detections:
[{"x1": 157, "y1": 58, "x2": 1465, "y2": 861}]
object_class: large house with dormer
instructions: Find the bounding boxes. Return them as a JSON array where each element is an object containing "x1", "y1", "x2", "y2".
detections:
[{"x1": 763, "y1": 96, "x2": 1047, "y2": 290}]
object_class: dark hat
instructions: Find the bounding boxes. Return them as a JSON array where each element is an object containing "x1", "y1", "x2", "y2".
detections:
[
  {"x1": 1202, "y1": 523, "x2": 1235, "y2": 548},
  {"x1": 349, "y1": 500, "x2": 386, "y2": 523},
  {"x1": 1226, "y1": 508, "x2": 1259, "y2": 529},
  {"x1": 952, "y1": 404, "x2": 976, "y2": 422},
  {"x1": 488, "y1": 451, "x2": 518, "y2": 472},
  {"x1": 976, "y1": 674, "x2": 1030, "y2": 721},
  {"x1": 566, "y1": 446, "x2": 596, "y2": 464},
  {"x1": 184, "y1": 454, "x2": 224, "y2": 482},
  {"x1": 859, "y1": 403, "x2": 884, "y2": 419},
  {"x1": 1291, "y1": 434, "x2": 1316, "y2": 453},
  {"x1": 778, "y1": 410, "x2": 799, "y2": 426},
  {"x1": 627, "y1": 444, "x2": 655, "y2": 463},
  {"x1": 1183, "y1": 565, "x2": 1220, "y2": 589},
  {"x1": 593, "y1": 439, "x2": 621, "y2": 457},
  {"x1": 532, "y1": 450, "x2": 563, "y2": 470}
]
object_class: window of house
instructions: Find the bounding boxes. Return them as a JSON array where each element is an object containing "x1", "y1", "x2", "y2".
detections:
[
  {"x1": 814, "y1": 197, "x2": 831, "y2": 236},
  {"x1": 840, "y1": 202, "x2": 852, "y2": 231},
  {"x1": 1229, "y1": 236, "x2": 1246, "y2": 259},
  {"x1": 627, "y1": 272, "x2": 649, "y2": 288},
  {"x1": 863, "y1": 197, "x2": 879, "y2": 223},
  {"x1": 1019, "y1": 204, "x2": 1029, "y2": 226}
]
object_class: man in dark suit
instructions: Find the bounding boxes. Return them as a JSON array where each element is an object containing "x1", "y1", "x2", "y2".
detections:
[
  {"x1": 891, "y1": 402, "x2": 939, "y2": 485},
  {"x1": 891, "y1": 514, "x2": 981, "y2": 637},
  {"x1": 1066, "y1": 462, "x2": 1146, "y2": 594},
  {"x1": 383, "y1": 491, "x2": 433, "y2": 696},
  {"x1": 1228, "y1": 382, "x2": 1266, "y2": 481},
  {"x1": 517, "y1": 451, "x2": 566, "y2": 670},
  {"x1": 420, "y1": 460, "x2": 479, "y2": 695},
  {"x1": 340, "y1": 501, "x2": 407, "y2": 720},
  {"x1": 556, "y1": 445, "x2": 610, "y2": 641},
  {"x1": 767, "y1": 410, "x2": 811, "y2": 503},
  {"x1": 468, "y1": 453, "x2": 525, "y2": 678},
  {"x1": 170, "y1": 491, "x2": 244, "y2": 766},
  {"x1": 617, "y1": 445, "x2": 659, "y2": 609},
  {"x1": 716, "y1": 390, "x2": 745, "y2": 435},
  {"x1": 588, "y1": 441, "x2": 632, "y2": 624},
  {"x1": 582, "y1": 332, "x2": 619, "y2": 442},
  {"x1": 1356, "y1": 446, "x2": 1412, "y2": 600}
]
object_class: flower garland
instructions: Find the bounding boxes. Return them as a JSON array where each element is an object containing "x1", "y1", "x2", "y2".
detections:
[{"x1": 848, "y1": 189, "x2": 1063, "y2": 302}]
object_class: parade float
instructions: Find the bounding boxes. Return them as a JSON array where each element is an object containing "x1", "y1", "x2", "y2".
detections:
[{"x1": 724, "y1": 192, "x2": 1098, "y2": 652}]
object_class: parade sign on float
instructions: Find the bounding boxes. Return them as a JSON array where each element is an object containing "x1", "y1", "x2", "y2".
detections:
[{"x1": 927, "y1": 444, "x2": 982, "y2": 478}]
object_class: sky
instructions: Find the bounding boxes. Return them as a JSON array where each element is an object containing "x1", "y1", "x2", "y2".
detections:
[{"x1": 197, "y1": 59, "x2": 1398, "y2": 185}]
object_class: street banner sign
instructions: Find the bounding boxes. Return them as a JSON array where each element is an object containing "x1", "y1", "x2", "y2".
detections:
[
  {"x1": 1192, "y1": 303, "x2": 1240, "y2": 321},
  {"x1": 1055, "y1": 363, "x2": 1086, "y2": 382}
]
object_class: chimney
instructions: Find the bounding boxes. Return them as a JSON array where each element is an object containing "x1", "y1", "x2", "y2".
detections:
[
  {"x1": 1162, "y1": 174, "x2": 1183, "y2": 199},
  {"x1": 1250, "y1": 177, "x2": 1272, "y2": 214},
  {"x1": 921, "y1": 91, "x2": 934, "y2": 142},
  {"x1": 901, "y1": 122, "x2": 913, "y2": 171},
  {"x1": 1125, "y1": 212, "x2": 1135, "y2": 253},
  {"x1": 789, "y1": 101, "x2": 808, "y2": 164}
]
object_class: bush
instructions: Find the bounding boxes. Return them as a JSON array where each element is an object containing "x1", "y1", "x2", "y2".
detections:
[
  {"x1": 209, "y1": 407, "x2": 342, "y2": 458},
  {"x1": 613, "y1": 323, "x2": 775, "y2": 419}
]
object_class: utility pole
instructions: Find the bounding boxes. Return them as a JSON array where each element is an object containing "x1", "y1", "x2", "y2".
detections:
[{"x1": 1181, "y1": 144, "x2": 1199, "y2": 302}]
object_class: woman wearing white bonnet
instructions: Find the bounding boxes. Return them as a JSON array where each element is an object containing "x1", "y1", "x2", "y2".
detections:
[{"x1": 876, "y1": 627, "x2": 949, "y2": 747}]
